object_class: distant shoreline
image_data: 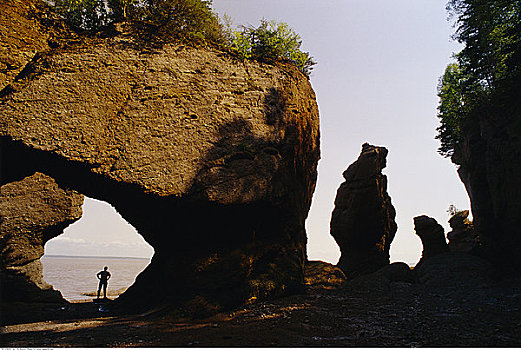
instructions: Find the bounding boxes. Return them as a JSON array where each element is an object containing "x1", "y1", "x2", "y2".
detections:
[{"x1": 43, "y1": 254, "x2": 151, "y2": 260}]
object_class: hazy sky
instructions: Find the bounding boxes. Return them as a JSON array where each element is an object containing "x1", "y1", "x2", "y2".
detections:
[{"x1": 46, "y1": 0, "x2": 470, "y2": 265}]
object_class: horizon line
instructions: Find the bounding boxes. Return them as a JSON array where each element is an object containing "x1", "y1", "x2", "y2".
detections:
[{"x1": 43, "y1": 254, "x2": 152, "y2": 260}]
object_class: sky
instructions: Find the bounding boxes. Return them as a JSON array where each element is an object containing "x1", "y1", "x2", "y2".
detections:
[{"x1": 46, "y1": 0, "x2": 470, "y2": 265}]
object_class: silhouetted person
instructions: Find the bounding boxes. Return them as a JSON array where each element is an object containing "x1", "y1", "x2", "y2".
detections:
[{"x1": 97, "y1": 266, "x2": 111, "y2": 300}]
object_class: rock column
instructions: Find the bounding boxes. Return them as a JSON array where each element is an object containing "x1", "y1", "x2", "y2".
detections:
[
  {"x1": 413, "y1": 215, "x2": 449, "y2": 264},
  {"x1": 330, "y1": 143, "x2": 397, "y2": 278}
]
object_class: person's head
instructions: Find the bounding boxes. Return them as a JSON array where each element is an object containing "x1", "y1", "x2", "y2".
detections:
[{"x1": 104, "y1": 266, "x2": 108, "y2": 271}]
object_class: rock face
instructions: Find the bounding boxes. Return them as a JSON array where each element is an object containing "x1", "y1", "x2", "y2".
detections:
[
  {"x1": 413, "y1": 215, "x2": 449, "y2": 263},
  {"x1": 330, "y1": 143, "x2": 397, "y2": 278},
  {"x1": 345, "y1": 262, "x2": 414, "y2": 294},
  {"x1": 415, "y1": 252, "x2": 492, "y2": 289},
  {"x1": 0, "y1": 173, "x2": 83, "y2": 302},
  {"x1": 0, "y1": 0, "x2": 71, "y2": 89},
  {"x1": 453, "y1": 109, "x2": 521, "y2": 271},
  {"x1": 0, "y1": 4, "x2": 320, "y2": 313},
  {"x1": 447, "y1": 210, "x2": 480, "y2": 253},
  {"x1": 0, "y1": 0, "x2": 83, "y2": 302},
  {"x1": 304, "y1": 261, "x2": 346, "y2": 290}
]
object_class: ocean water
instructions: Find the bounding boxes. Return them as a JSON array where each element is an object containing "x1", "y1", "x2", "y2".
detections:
[{"x1": 41, "y1": 255, "x2": 151, "y2": 301}]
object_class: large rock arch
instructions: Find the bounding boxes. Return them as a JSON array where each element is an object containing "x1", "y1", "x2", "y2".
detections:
[{"x1": 0, "y1": 4, "x2": 320, "y2": 314}]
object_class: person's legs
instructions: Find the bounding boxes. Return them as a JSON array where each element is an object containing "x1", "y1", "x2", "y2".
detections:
[
  {"x1": 97, "y1": 281, "x2": 102, "y2": 299},
  {"x1": 103, "y1": 282, "x2": 107, "y2": 298}
]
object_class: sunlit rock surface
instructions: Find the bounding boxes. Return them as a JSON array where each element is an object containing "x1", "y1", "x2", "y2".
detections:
[
  {"x1": 0, "y1": 173, "x2": 83, "y2": 302},
  {"x1": 0, "y1": 0, "x2": 83, "y2": 302},
  {"x1": 330, "y1": 143, "x2": 397, "y2": 279},
  {"x1": 0, "y1": 2, "x2": 320, "y2": 313},
  {"x1": 304, "y1": 261, "x2": 346, "y2": 290},
  {"x1": 0, "y1": 0, "x2": 72, "y2": 90}
]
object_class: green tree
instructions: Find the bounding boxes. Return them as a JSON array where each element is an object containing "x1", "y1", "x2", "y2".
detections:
[
  {"x1": 107, "y1": 0, "x2": 136, "y2": 22},
  {"x1": 54, "y1": 0, "x2": 110, "y2": 31},
  {"x1": 436, "y1": 0, "x2": 521, "y2": 157},
  {"x1": 448, "y1": 0, "x2": 521, "y2": 87},
  {"x1": 231, "y1": 20, "x2": 316, "y2": 76},
  {"x1": 139, "y1": 0, "x2": 224, "y2": 44},
  {"x1": 52, "y1": 0, "x2": 224, "y2": 44},
  {"x1": 436, "y1": 63, "x2": 484, "y2": 157}
]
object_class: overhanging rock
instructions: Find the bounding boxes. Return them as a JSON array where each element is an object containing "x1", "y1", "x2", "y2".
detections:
[{"x1": 0, "y1": 18, "x2": 320, "y2": 313}]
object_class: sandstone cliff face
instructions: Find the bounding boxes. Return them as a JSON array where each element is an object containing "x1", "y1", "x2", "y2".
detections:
[
  {"x1": 330, "y1": 143, "x2": 397, "y2": 278},
  {"x1": 0, "y1": 0, "x2": 83, "y2": 302},
  {"x1": 0, "y1": 11, "x2": 320, "y2": 312},
  {"x1": 453, "y1": 110, "x2": 521, "y2": 271},
  {"x1": 0, "y1": 0, "x2": 71, "y2": 89},
  {"x1": 0, "y1": 173, "x2": 83, "y2": 302}
]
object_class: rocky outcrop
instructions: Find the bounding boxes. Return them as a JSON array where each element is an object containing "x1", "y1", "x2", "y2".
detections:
[
  {"x1": 0, "y1": 173, "x2": 83, "y2": 302},
  {"x1": 345, "y1": 262, "x2": 414, "y2": 293},
  {"x1": 453, "y1": 107, "x2": 521, "y2": 272},
  {"x1": 415, "y1": 252, "x2": 492, "y2": 289},
  {"x1": 414, "y1": 215, "x2": 449, "y2": 264},
  {"x1": 330, "y1": 143, "x2": 397, "y2": 278},
  {"x1": 0, "y1": 0, "x2": 72, "y2": 90},
  {"x1": 447, "y1": 210, "x2": 480, "y2": 253},
  {"x1": 304, "y1": 261, "x2": 346, "y2": 290},
  {"x1": 0, "y1": 0, "x2": 82, "y2": 302},
  {"x1": 0, "y1": 4, "x2": 320, "y2": 313}
]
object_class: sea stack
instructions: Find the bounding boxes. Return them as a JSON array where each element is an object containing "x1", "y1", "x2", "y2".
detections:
[
  {"x1": 413, "y1": 215, "x2": 449, "y2": 264},
  {"x1": 330, "y1": 143, "x2": 397, "y2": 278}
]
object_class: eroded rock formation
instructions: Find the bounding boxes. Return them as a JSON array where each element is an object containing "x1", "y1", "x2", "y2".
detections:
[
  {"x1": 0, "y1": 0, "x2": 83, "y2": 302},
  {"x1": 0, "y1": 0, "x2": 72, "y2": 89},
  {"x1": 330, "y1": 143, "x2": 397, "y2": 278},
  {"x1": 0, "y1": 173, "x2": 83, "y2": 302},
  {"x1": 413, "y1": 215, "x2": 449, "y2": 263},
  {"x1": 0, "y1": 2, "x2": 320, "y2": 313},
  {"x1": 447, "y1": 210, "x2": 480, "y2": 253},
  {"x1": 304, "y1": 261, "x2": 346, "y2": 290}
]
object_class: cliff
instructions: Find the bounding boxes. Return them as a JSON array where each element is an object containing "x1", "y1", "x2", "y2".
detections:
[
  {"x1": 453, "y1": 105, "x2": 521, "y2": 272},
  {"x1": 0, "y1": 2, "x2": 320, "y2": 313},
  {"x1": 0, "y1": 0, "x2": 84, "y2": 302}
]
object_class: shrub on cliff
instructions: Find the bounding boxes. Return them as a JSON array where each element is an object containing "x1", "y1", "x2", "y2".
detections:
[
  {"x1": 137, "y1": 0, "x2": 224, "y2": 44},
  {"x1": 52, "y1": 0, "x2": 224, "y2": 44},
  {"x1": 53, "y1": 0, "x2": 111, "y2": 31},
  {"x1": 230, "y1": 20, "x2": 316, "y2": 76},
  {"x1": 51, "y1": 1, "x2": 315, "y2": 75}
]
